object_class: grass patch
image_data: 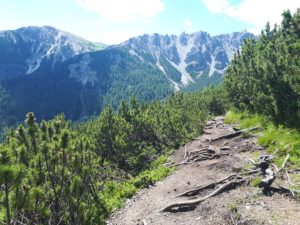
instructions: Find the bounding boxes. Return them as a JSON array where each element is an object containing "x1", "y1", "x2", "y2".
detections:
[
  {"x1": 224, "y1": 111, "x2": 265, "y2": 129},
  {"x1": 225, "y1": 111, "x2": 300, "y2": 168},
  {"x1": 258, "y1": 125, "x2": 300, "y2": 166}
]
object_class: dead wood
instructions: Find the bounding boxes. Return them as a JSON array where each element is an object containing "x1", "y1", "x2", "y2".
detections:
[
  {"x1": 204, "y1": 130, "x2": 213, "y2": 134},
  {"x1": 183, "y1": 145, "x2": 188, "y2": 161},
  {"x1": 288, "y1": 169, "x2": 300, "y2": 174},
  {"x1": 278, "y1": 154, "x2": 290, "y2": 173},
  {"x1": 219, "y1": 146, "x2": 231, "y2": 151},
  {"x1": 205, "y1": 125, "x2": 214, "y2": 130},
  {"x1": 211, "y1": 126, "x2": 260, "y2": 142},
  {"x1": 233, "y1": 126, "x2": 240, "y2": 131},
  {"x1": 268, "y1": 185, "x2": 300, "y2": 198},
  {"x1": 285, "y1": 171, "x2": 295, "y2": 186}
]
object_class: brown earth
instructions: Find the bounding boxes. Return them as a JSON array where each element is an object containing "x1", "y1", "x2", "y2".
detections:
[{"x1": 108, "y1": 116, "x2": 300, "y2": 225}]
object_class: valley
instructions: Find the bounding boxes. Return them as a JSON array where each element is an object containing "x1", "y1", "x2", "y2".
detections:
[{"x1": 0, "y1": 3, "x2": 299, "y2": 225}]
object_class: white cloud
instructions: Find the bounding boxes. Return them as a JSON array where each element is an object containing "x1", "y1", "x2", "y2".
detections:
[
  {"x1": 184, "y1": 18, "x2": 192, "y2": 29},
  {"x1": 75, "y1": 0, "x2": 164, "y2": 22},
  {"x1": 201, "y1": 0, "x2": 231, "y2": 14},
  {"x1": 201, "y1": 0, "x2": 300, "y2": 31}
]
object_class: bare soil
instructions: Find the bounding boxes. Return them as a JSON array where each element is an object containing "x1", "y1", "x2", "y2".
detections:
[{"x1": 108, "y1": 116, "x2": 300, "y2": 225}]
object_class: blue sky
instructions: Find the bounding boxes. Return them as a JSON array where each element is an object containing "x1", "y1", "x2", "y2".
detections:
[{"x1": 0, "y1": 0, "x2": 299, "y2": 44}]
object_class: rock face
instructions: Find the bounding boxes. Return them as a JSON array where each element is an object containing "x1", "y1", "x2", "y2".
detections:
[
  {"x1": 118, "y1": 31, "x2": 254, "y2": 90},
  {"x1": 0, "y1": 26, "x2": 254, "y2": 123}
]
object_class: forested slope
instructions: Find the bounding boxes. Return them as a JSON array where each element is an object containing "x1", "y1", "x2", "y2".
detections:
[
  {"x1": 224, "y1": 9, "x2": 300, "y2": 128},
  {"x1": 0, "y1": 87, "x2": 226, "y2": 224}
]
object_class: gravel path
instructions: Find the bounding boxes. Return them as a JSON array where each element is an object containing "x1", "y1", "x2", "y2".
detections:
[{"x1": 108, "y1": 116, "x2": 300, "y2": 225}]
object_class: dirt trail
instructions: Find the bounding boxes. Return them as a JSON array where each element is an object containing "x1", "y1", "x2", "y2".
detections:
[{"x1": 108, "y1": 116, "x2": 300, "y2": 225}]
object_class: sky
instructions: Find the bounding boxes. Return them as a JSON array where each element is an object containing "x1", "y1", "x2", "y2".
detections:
[{"x1": 0, "y1": 0, "x2": 299, "y2": 44}]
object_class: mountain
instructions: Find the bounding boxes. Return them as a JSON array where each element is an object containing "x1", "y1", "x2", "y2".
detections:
[
  {"x1": 0, "y1": 26, "x2": 253, "y2": 126},
  {"x1": 0, "y1": 26, "x2": 105, "y2": 79},
  {"x1": 118, "y1": 31, "x2": 254, "y2": 91}
]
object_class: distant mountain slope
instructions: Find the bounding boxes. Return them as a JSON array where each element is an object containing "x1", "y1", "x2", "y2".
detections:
[
  {"x1": 0, "y1": 26, "x2": 105, "y2": 79},
  {"x1": 4, "y1": 48, "x2": 172, "y2": 121},
  {"x1": 118, "y1": 31, "x2": 254, "y2": 91},
  {"x1": 0, "y1": 26, "x2": 253, "y2": 126}
]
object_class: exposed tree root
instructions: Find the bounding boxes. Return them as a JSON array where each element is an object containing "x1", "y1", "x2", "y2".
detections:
[
  {"x1": 164, "y1": 119, "x2": 296, "y2": 213},
  {"x1": 184, "y1": 147, "x2": 231, "y2": 164},
  {"x1": 163, "y1": 152, "x2": 295, "y2": 213},
  {"x1": 176, "y1": 174, "x2": 241, "y2": 197},
  {"x1": 162, "y1": 177, "x2": 245, "y2": 212}
]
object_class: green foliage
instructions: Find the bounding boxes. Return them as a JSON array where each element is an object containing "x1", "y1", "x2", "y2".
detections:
[
  {"x1": 250, "y1": 177, "x2": 262, "y2": 187},
  {"x1": 0, "y1": 85, "x2": 227, "y2": 224},
  {"x1": 100, "y1": 181, "x2": 137, "y2": 212},
  {"x1": 258, "y1": 125, "x2": 300, "y2": 166},
  {"x1": 159, "y1": 56, "x2": 182, "y2": 83},
  {"x1": 0, "y1": 113, "x2": 107, "y2": 225},
  {"x1": 224, "y1": 9, "x2": 300, "y2": 128},
  {"x1": 0, "y1": 48, "x2": 173, "y2": 130},
  {"x1": 225, "y1": 111, "x2": 300, "y2": 167},
  {"x1": 100, "y1": 157, "x2": 172, "y2": 213},
  {"x1": 183, "y1": 72, "x2": 223, "y2": 93}
]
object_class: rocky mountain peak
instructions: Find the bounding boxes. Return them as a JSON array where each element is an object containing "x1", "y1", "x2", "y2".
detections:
[
  {"x1": 0, "y1": 26, "x2": 104, "y2": 78},
  {"x1": 118, "y1": 30, "x2": 254, "y2": 90}
]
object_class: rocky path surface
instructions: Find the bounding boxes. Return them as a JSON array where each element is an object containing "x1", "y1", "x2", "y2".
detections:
[{"x1": 108, "y1": 116, "x2": 300, "y2": 225}]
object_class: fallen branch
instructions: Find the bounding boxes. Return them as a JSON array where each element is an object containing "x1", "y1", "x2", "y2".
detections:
[
  {"x1": 183, "y1": 145, "x2": 188, "y2": 161},
  {"x1": 211, "y1": 127, "x2": 260, "y2": 142},
  {"x1": 288, "y1": 169, "x2": 300, "y2": 174},
  {"x1": 219, "y1": 146, "x2": 231, "y2": 151},
  {"x1": 278, "y1": 154, "x2": 290, "y2": 173},
  {"x1": 285, "y1": 171, "x2": 295, "y2": 186},
  {"x1": 268, "y1": 185, "x2": 300, "y2": 198}
]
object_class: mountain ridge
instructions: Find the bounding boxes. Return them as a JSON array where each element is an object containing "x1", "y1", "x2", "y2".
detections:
[
  {"x1": 0, "y1": 25, "x2": 105, "y2": 79},
  {"x1": 0, "y1": 26, "x2": 254, "y2": 125},
  {"x1": 116, "y1": 30, "x2": 254, "y2": 90}
]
